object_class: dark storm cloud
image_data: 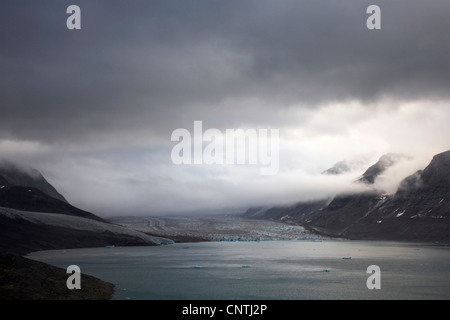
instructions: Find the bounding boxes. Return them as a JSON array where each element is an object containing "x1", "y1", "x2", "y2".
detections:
[{"x1": 1, "y1": 0, "x2": 450, "y2": 145}]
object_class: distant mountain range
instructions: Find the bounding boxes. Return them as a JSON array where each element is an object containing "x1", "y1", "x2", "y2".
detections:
[
  {"x1": 244, "y1": 150, "x2": 450, "y2": 242},
  {"x1": 0, "y1": 161, "x2": 173, "y2": 255}
]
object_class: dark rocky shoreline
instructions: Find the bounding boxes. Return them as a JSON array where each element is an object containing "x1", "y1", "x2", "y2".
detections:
[{"x1": 0, "y1": 253, "x2": 114, "y2": 300}]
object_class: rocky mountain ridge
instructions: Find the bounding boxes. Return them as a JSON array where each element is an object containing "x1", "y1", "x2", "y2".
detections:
[
  {"x1": 0, "y1": 160, "x2": 173, "y2": 255},
  {"x1": 0, "y1": 160, "x2": 67, "y2": 202},
  {"x1": 244, "y1": 150, "x2": 450, "y2": 242}
]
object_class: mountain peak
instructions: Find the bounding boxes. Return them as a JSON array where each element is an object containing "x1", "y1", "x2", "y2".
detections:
[
  {"x1": 419, "y1": 150, "x2": 450, "y2": 186},
  {"x1": 429, "y1": 150, "x2": 450, "y2": 166},
  {"x1": 0, "y1": 160, "x2": 106, "y2": 222},
  {"x1": 321, "y1": 157, "x2": 370, "y2": 176},
  {"x1": 321, "y1": 160, "x2": 351, "y2": 175},
  {"x1": 0, "y1": 160, "x2": 67, "y2": 203},
  {"x1": 358, "y1": 153, "x2": 410, "y2": 184}
]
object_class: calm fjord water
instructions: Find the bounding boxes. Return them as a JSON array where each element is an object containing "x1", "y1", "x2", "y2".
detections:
[{"x1": 28, "y1": 240, "x2": 450, "y2": 300}]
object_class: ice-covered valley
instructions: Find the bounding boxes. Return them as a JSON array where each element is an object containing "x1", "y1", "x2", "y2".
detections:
[{"x1": 107, "y1": 214, "x2": 328, "y2": 243}]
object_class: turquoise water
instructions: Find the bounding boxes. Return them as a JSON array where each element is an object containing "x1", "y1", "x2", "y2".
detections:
[{"x1": 28, "y1": 240, "x2": 450, "y2": 300}]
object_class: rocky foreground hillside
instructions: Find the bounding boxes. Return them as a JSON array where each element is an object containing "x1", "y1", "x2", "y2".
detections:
[
  {"x1": 0, "y1": 253, "x2": 114, "y2": 300},
  {"x1": 0, "y1": 160, "x2": 67, "y2": 202},
  {"x1": 0, "y1": 161, "x2": 173, "y2": 299},
  {"x1": 244, "y1": 151, "x2": 450, "y2": 242}
]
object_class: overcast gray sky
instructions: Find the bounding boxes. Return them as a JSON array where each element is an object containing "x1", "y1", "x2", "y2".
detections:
[{"x1": 1, "y1": 0, "x2": 450, "y2": 216}]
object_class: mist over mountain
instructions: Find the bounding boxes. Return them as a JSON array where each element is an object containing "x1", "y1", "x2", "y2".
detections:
[
  {"x1": 321, "y1": 156, "x2": 373, "y2": 176},
  {"x1": 357, "y1": 153, "x2": 411, "y2": 185},
  {"x1": 244, "y1": 150, "x2": 450, "y2": 242},
  {"x1": 0, "y1": 160, "x2": 66, "y2": 202},
  {"x1": 0, "y1": 159, "x2": 103, "y2": 221},
  {"x1": 376, "y1": 151, "x2": 450, "y2": 221},
  {"x1": 1, "y1": 0, "x2": 449, "y2": 301},
  {"x1": 314, "y1": 150, "x2": 450, "y2": 241},
  {"x1": 0, "y1": 161, "x2": 173, "y2": 255}
]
